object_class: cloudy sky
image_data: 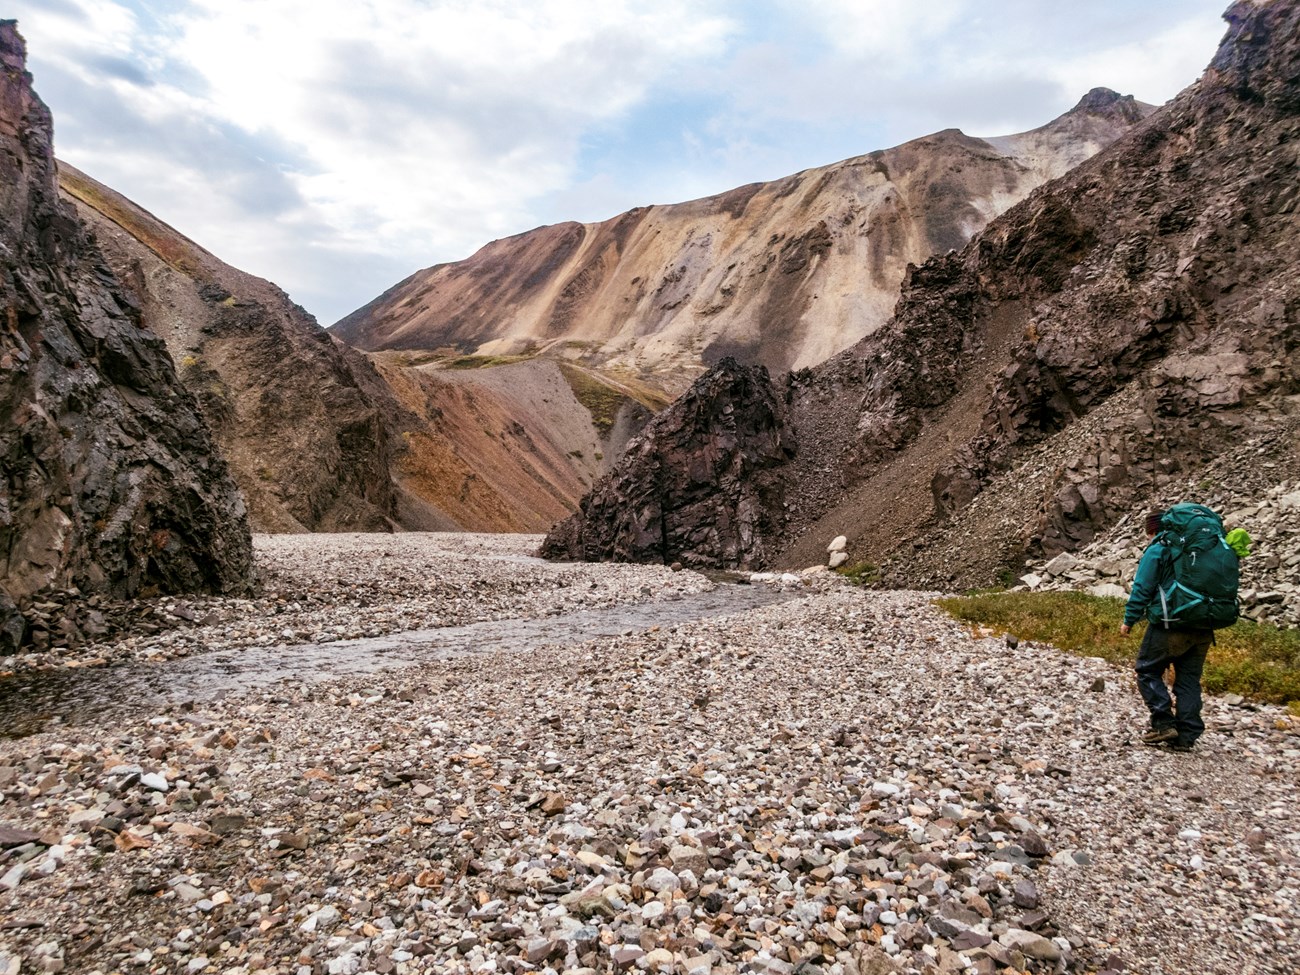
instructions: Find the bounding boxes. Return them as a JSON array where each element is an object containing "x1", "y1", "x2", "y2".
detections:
[{"x1": 12, "y1": 0, "x2": 1230, "y2": 326}]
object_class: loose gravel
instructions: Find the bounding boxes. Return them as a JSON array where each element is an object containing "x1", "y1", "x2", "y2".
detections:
[{"x1": 0, "y1": 534, "x2": 1295, "y2": 975}]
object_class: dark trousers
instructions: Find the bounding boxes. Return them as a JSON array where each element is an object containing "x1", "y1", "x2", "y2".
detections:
[{"x1": 1134, "y1": 625, "x2": 1212, "y2": 745}]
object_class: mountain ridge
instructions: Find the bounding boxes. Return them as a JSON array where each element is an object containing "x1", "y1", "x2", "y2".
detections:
[
  {"x1": 334, "y1": 90, "x2": 1154, "y2": 397},
  {"x1": 543, "y1": 0, "x2": 1300, "y2": 605}
]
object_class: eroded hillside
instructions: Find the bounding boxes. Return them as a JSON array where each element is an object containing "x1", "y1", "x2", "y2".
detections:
[
  {"x1": 60, "y1": 168, "x2": 647, "y2": 534},
  {"x1": 544, "y1": 0, "x2": 1300, "y2": 596},
  {"x1": 335, "y1": 91, "x2": 1152, "y2": 397}
]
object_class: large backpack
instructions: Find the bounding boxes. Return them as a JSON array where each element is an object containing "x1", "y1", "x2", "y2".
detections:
[{"x1": 1146, "y1": 503, "x2": 1240, "y2": 630}]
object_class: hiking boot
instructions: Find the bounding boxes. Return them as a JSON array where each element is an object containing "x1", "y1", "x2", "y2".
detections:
[
  {"x1": 1140, "y1": 727, "x2": 1178, "y2": 745},
  {"x1": 1169, "y1": 741, "x2": 1195, "y2": 753}
]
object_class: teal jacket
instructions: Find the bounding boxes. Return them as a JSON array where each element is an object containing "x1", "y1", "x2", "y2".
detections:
[{"x1": 1124, "y1": 541, "x2": 1166, "y2": 626}]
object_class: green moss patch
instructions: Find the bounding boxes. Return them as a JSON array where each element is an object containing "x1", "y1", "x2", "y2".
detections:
[{"x1": 936, "y1": 590, "x2": 1300, "y2": 706}]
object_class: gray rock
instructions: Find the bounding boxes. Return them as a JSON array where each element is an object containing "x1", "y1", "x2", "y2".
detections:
[
  {"x1": 999, "y1": 928, "x2": 1062, "y2": 961},
  {"x1": 668, "y1": 843, "x2": 708, "y2": 877},
  {"x1": 1043, "y1": 553, "x2": 1078, "y2": 576}
]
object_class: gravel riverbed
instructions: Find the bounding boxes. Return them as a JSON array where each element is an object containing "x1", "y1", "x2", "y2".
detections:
[{"x1": 0, "y1": 534, "x2": 1296, "y2": 975}]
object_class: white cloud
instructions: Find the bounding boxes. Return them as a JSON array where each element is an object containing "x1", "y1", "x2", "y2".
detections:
[
  {"x1": 161, "y1": 0, "x2": 736, "y2": 260},
  {"x1": 7, "y1": 0, "x2": 1233, "y2": 324},
  {"x1": 782, "y1": 0, "x2": 967, "y2": 61}
]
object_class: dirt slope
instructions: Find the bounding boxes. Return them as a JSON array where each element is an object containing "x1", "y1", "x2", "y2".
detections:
[
  {"x1": 545, "y1": 0, "x2": 1300, "y2": 593},
  {"x1": 335, "y1": 92, "x2": 1153, "y2": 397}
]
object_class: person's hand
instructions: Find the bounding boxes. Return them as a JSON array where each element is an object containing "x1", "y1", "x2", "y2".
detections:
[{"x1": 1120, "y1": 623, "x2": 1131, "y2": 636}]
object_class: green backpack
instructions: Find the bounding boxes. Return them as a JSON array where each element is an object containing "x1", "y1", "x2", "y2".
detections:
[{"x1": 1146, "y1": 503, "x2": 1241, "y2": 630}]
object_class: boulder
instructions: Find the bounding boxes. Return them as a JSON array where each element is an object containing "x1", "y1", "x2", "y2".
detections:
[
  {"x1": 541, "y1": 359, "x2": 791, "y2": 568},
  {"x1": 1089, "y1": 583, "x2": 1128, "y2": 599}
]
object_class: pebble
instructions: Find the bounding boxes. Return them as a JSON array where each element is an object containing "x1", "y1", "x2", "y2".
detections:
[{"x1": 0, "y1": 533, "x2": 1294, "y2": 975}]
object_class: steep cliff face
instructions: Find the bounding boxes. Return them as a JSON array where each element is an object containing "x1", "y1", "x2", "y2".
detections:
[
  {"x1": 58, "y1": 164, "x2": 406, "y2": 534},
  {"x1": 335, "y1": 92, "x2": 1152, "y2": 396},
  {"x1": 0, "y1": 22, "x2": 252, "y2": 648},
  {"x1": 546, "y1": 0, "x2": 1300, "y2": 586}
]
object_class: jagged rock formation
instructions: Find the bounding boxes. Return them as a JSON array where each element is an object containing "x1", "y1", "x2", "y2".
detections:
[
  {"x1": 59, "y1": 167, "x2": 663, "y2": 535},
  {"x1": 58, "y1": 164, "x2": 409, "y2": 533},
  {"x1": 335, "y1": 92, "x2": 1153, "y2": 397},
  {"x1": 540, "y1": 359, "x2": 790, "y2": 566},
  {"x1": 545, "y1": 0, "x2": 1300, "y2": 595},
  {"x1": 0, "y1": 22, "x2": 252, "y2": 649}
]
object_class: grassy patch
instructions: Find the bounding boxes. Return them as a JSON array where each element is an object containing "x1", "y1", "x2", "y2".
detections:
[
  {"x1": 558, "y1": 364, "x2": 629, "y2": 435},
  {"x1": 935, "y1": 590, "x2": 1300, "y2": 706},
  {"x1": 836, "y1": 561, "x2": 880, "y2": 586},
  {"x1": 442, "y1": 354, "x2": 533, "y2": 369}
]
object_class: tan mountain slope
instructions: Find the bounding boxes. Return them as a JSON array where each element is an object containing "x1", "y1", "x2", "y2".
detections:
[
  {"x1": 369, "y1": 355, "x2": 656, "y2": 532},
  {"x1": 335, "y1": 90, "x2": 1153, "y2": 395},
  {"x1": 58, "y1": 165, "x2": 653, "y2": 533},
  {"x1": 543, "y1": 0, "x2": 1300, "y2": 595}
]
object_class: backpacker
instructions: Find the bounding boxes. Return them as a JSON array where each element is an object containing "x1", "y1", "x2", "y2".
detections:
[{"x1": 1146, "y1": 502, "x2": 1240, "y2": 630}]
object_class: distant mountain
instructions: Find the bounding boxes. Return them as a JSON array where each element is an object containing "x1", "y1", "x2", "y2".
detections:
[
  {"x1": 0, "y1": 22, "x2": 251, "y2": 650},
  {"x1": 335, "y1": 90, "x2": 1153, "y2": 397},
  {"x1": 544, "y1": 0, "x2": 1300, "y2": 596},
  {"x1": 59, "y1": 167, "x2": 654, "y2": 534}
]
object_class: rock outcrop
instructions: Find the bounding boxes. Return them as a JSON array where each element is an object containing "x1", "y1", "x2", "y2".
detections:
[
  {"x1": 0, "y1": 22, "x2": 252, "y2": 647},
  {"x1": 541, "y1": 359, "x2": 790, "y2": 567},
  {"x1": 58, "y1": 166, "x2": 665, "y2": 535},
  {"x1": 335, "y1": 92, "x2": 1153, "y2": 398},
  {"x1": 57, "y1": 164, "x2": 409, "y2": 534},
  {"x1": 546, "y1": 0, "x2": 1300, "y2": 594}
]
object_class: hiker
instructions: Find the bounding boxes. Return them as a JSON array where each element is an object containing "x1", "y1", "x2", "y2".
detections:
[{"x1": 1119, "y1": 508, "x2": 1230, "y2": 752}]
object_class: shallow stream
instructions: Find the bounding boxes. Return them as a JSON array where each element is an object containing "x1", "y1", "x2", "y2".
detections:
[{"x1": 0, "y1": 582, "x2": 790, "y2": 737}]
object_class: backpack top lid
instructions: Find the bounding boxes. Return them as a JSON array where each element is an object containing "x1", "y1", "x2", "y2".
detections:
[{"x1": 1159, "y1": 502, "x2": 1225, "y2": 539}]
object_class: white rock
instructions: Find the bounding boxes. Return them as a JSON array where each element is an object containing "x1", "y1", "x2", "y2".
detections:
[
  {"x1": 1089, "y1": 583, "x2": 1128, "y2": 599},
  {"x1": 301, "y1": 906, "x2": 342, "y2": 932},
  {"x1": 36, "y1": 845, "x2": 65, "y2": 877},
  {"x1": 0, "y1": 864, "x2": 27, "y2": 892},
  {"x1": 828, "y1": 552, "x2": 849, "y2": 569},
  {"x1": 827, "y1": 535, "x2": 847, "y2": 553},
  {"x1": 644, "y1": 868, "x2": 681, "y2": 893},
  {"x1": 140, "y1": 772, "x2": 169, "y2": 792}
]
